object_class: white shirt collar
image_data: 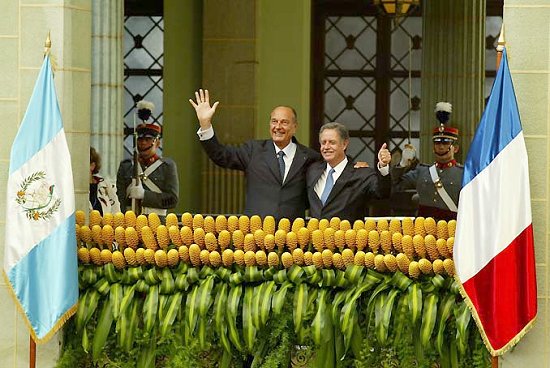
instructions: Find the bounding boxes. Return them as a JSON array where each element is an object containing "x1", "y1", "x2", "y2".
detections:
[
  {"x1": 273, "y1": 141, "x2": 296, "y2": 157},
  {"x1": 325, "y1": 157, "x2": 348, "y2": 175}
]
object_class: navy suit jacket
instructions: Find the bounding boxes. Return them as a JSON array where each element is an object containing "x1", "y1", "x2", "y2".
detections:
[
  {"x1": 201, "y1": 135, "x2": 320, "y2": 220},
  {"x1": 306, "y1": 159, "x2": 391, "y2": 221}
]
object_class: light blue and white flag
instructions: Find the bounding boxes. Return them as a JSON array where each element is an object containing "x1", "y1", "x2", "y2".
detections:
[{"x1": 3, "y1": 55, "x2": 78, "y2": 343}]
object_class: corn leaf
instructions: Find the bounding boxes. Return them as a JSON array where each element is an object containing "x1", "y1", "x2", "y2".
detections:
[{"x1": 420, "y1": 293, "x2": 439, "y2": 348}]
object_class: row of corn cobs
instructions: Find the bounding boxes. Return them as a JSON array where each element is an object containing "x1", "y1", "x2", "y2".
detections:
[{"x1": 76, "y1": 210, "x2": 457, "y2": 278}]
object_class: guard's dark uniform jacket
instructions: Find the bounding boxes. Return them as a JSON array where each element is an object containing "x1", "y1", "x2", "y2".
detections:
[
  {"x1": 116, "y1": 156, "x2": 179, "y2": 214},
  {"x1": 392, "y1": 160, "x2": 463, "y2": 220}
]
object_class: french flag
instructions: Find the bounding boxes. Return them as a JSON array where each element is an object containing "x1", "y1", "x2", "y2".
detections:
[{"x1": 454, "y1": 48, "x2": 537, "y2": 356}]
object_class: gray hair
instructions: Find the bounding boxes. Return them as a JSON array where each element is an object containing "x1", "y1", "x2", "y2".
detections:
[{"x1": 319, "y1": 122, "x2": 349, "y2": 141}]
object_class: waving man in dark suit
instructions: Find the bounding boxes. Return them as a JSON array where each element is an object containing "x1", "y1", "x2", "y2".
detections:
[
  {"x1": 190, "y1": 89, "x2": 320, "y2": 220},
  {"x1": 307, "y1": 122, "x2": 392, "y2": 221}
]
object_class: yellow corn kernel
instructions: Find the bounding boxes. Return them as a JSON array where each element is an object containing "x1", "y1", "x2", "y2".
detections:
[
  {"x1": 324, "y1": 227, "x2": 335, "y2": 251},
  {"x1": 227, "y1": 215, "x2": 239, "y2": 233},
  {"x1": 218, "y1": 230, "x2": 231, "y2": 251},
  {"x1": 447, "y1": 220, "x2": 457, "y2": 238},
  {"x1": 304, "y1": 251, "x2": 313, "y2": 266},
  {"x1": 115, "y1": 226, "x2": 126, "y2": 249},
  {"x1": 322, "y1": 249, "x2": 333, "y2": 268},
  {"x1": 356, "y1": 229, "x2": 368, "y2": 251},
  {"x1": 215, "y1": 215, "x2": 228, "y2": 233},
  {"x1": 189, "y1": 244, "x2": 201, "y2": 267},
  {"x1": 342, "y1": 248, "x2": 354, "y2": 266},
  {"x1": 432, "y1": 259, "x2": 445, "y2": 275},
  {"x1": 329, "y1": 217, "x2": 341, "y2": 231},
  {"x1": 413, "y1": 234, "x2": 426, "y2": 258},
  {"x1": 80, "y1": 225, "x2": 93, "y2": 244},
  {"x1": 380, "y1": 230, "x2": 392, "y2": 254},
  {"x1": 89, "y1": 247, "x2": 102, "y2": 265},
  {"x1": 165, "y1": 213, "x2": 179, "y2": 229},
  {"x1": 244, "y1": 233, "x2": 256, "y2": 252},
  {"x1": 124, "y1": 247, "x2": 137, "y2": 266},
  {"x1": 181, "y1": 212, "x2": 193, "y2": 228},
  {"x1": 286, "y1": 232, "x2": 298, "y2": 252},
  {"x1": 244, "y1": 250, "x2": 256, "y2": 266},
  {"x1": 254, "y1": 229, "x2": 266, "y2": 249},
  {"x1": 193, "y1": 228, "x2": 206, "y2": 248},
  {"x1": 414, "y1": 217, "x2": 426, "y2": 237},
  {"x1": 281, "y1": 252, "x2": 293, "y2": 268},
  {"x1": 113, "y1": 212, "x2": 125, "y2": 229},
  {"x1": 169, "y1": 225, "x2": 183, "y2": 246},
  {"x1": 334, "y1": 230, "x2": 346, "y2": 252},
  {"x1": 100, "y1": 249, "x2": 113, "y2": 264},
  {"x1": 166, "y1": 248, "x2": 179, "y2": 266},
  {"x1": 345, "y1": 229, "x2": 357, "y2": 250},
  {"x1": 401, "y1": 235, "x2": 414, "y2": 259},
  {"x1": 102, "y1": 213, "x2": 114, "y2": 227},
  {"x1": 125, "y1": 211, "x2": 137, "y2": 229},
  {"x1": 384, "y1": 254, "x2": 398, "y2": 272},
  {"x1": 148, "y1": 213, "x2": 162, "y2": 233},
  {"x1": 443, "y1": 258, "x2": 455, "y2": 276},
  {"x1": 408, "y1": 261, "x2": 421, "y2": 278},
  {"x1": 135, "y1": 248, "x2": 146, "y2": 265},
  {"x1": 364, "y1": 218, "x2": 376, "y2": 232},
  {"x1": 90, "y1": 210, "x2": 102, "y2": 227},
  {"x1": 209, "y1": 250, "x2": 222, "y2": 267},
  {"x1": 374, "y1": 254, "x2": 387, "y2": 272},
  {"x1": 178, "y1": 245, "x2": 190, "y2": 263},
  {"x1": 447, "y1": 237, "x2": 454, "y2": 256},
  {"x1": 292, "y1": 248, "x2": 305, "y2": 266},
  {"x1": 77, "y1": 247, "x2": 90, "y2": 264},
  {"x1": 205, "y1": 232, "x2": 218, "y2": 252},
  {"x1": 311, "y1": 229, "x2": 324, "y2": 252},
  {"x1": 222, "y1": 249, "x2": 234, "y2": 267},
  {"x1": 101, "y1": 225, "x2": 115, "y2": 250},
  {"x1": 354, "y1": 251, "x2": 365, "y2": 266},
  {"x1": 389, "y1": 218, "x2": 401, "y2": 235},
  {"x1": 332, "y1": 253, "x2": 345, "y2": 270},
  {"x1": 297, "y1": 227, "x2": 310, "y2": 250},
  {"x1": 274, "y1": 229, "x2": 287, "y2": 252},
  {"x1": 233, "y1": 230, "x2": 245, "y2": 250},
  {"x1": 75, "y1": 210, "x2": 86, "y2": 226},
  {"x1": 318, "y1": 219, "x2": 330, "y2": 232},
  {"x1": 339, "y1": 220, "x2": 351, "y2": 232},
  {"x1": 368, "y1": 230, "x2": 380, "y2": 253},
  {"x1": 268, "y1": 252, "x2": 279, "y2": 267},
  {"x1": 125, "y1": 227, "x2": 139, "y2": 250},
  {"x1": 264, "y1": 234, "x2": 275, "y2": 253},
  {"x1": 307, "y1": 218, "x2": 319, "y2": 233},
  {"x1": 437, "y1": 238, "x2": 450, "y2": 258},
  {"x1": 200, "y1": 249, "x2": 210, "y2": 266},
  {"x1": 262, "y1": 216, "x2": 276, "y2": 235},
  {"x1": 424, "y1": 234, "x2": 439, "y2": 261},
  {"x1": 396, "y1": 253, "x2": 410, "y2": 274},
  {"x1": 180, "y1": 226, "x2": 193, "y2": 245},
  {"x1": 255, "y1": 250, "x2": 267, "y2": 267},
  {"x1": 156, "y1": 225, "x2": 171, "y2": 250},
  {"x1": 424, "y1": 217, "x2": 437, "y2": 236},
  {"x1": 418, "y1": 258, "x2": 433, "y2": 274},
  {"x1": 402, "y1": 217, "x2": 414, "y2": 236},
  {"x1": 436, "y1": 220, "x2": 448, "y2": 240},
  {"x1": 353, "y1": 220, "x2": 365, "y2": 231},
  {"x1": 364, "y1": 252, "x2": 375, "y2": 269},
  {"x1": 142, "y1": 226, "x2": 158, "y2": 251},
  {"x1": 313, "y1": 252, "x2": 324, "y2": 269},
  {"x1": 376, "y1": 219, "x2": 389, "y2": 233},
  {"x1": 292, "y1": 217, "x2": 306, "y2": 234},
  {"x1": 193, "y1": 213, "x2": 204, "y2": 231},
  {"x1": 203, "y1": 216, "x2": 216, "y2": 234},
  {"x1": 154, "y1": 249, "x2": 168, "y2": 268},
  {"x1": 392, "y1": 232, "x2": 403, "y2": 253},
  {"x1": 238, "y1": 215, "x2": 250, "y2": 233},
  {"x1": 75, "y1": 224, "x2": 81, "y2": 244},
  {"x1": 92, "y1": 225, "x2": 103, "y2": 246},
  {"x1": 250, "y1": 215, "x2": 262, "y2": 233}
]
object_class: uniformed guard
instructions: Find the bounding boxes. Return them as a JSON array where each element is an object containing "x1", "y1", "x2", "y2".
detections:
[
  {"x1": 392, "y1": 102, "x2": 464, "y2": 220},
  {"x1": 116, "y1": 100, "x2": 179, "y2": 216}
]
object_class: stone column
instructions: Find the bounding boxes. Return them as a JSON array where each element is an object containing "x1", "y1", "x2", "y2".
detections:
[
  {"x1": 420, "y1": 0, "x2": 485, "y2": 161},
  {"x1": 90, "y1": 0, "x2": 124, "y2": 180}
]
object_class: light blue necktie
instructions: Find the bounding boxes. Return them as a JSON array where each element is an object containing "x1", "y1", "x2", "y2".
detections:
[
  {"x1": 320, "y1": 168, "x2": 335, "y2": 205},
  {"x1": 277, "y1": 151, "x2": 285, "y2": 181}
]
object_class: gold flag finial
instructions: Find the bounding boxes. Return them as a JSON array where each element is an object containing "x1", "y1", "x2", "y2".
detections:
[
  {"x1": 44, "y1": 31, "x2": 51, "y2": 57},
  {"x1": 496, "y1": 24, "x2": 505, "y2": 52}
]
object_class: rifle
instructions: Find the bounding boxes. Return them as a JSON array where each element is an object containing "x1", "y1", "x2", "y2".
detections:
[{"x1": 131, "y1": 109, "x2": 142, "y2": 214}]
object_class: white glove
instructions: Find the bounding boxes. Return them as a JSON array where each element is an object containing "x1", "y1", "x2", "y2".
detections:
[
  {"x1": 400, "y1": 144, "x2": 416, "y2": 167},
  {"x1": 127, "y1": 179, "x2": 145, "y2": 200}
]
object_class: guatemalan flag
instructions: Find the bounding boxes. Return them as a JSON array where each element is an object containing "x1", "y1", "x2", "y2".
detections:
[
  {"x1": 454, "y1": 48, "x2": 537, "y2": 356},
  {"x1": 3, "y1": 55, "x2": 78, "y2": 343}
]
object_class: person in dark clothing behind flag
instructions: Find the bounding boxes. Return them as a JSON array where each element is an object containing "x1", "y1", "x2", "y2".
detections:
[
  {"x1": 391, "y1": 102, "x2": 464, "y2": 220},
  {"x1": 90, "y1": 147, "x2": 120, "y2": 215}
]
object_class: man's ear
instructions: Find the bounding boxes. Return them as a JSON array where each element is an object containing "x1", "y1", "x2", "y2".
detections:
[
  {"x1": 343, "y1": 139, "x2": 350, "y2": 151},
  {"x1": 453, "y1": 145, "x2": 459, "y2": 153}
]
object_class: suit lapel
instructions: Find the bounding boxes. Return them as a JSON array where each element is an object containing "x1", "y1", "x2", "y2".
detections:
[
  {"x1": 324, "y1": 162, "x2": 354, "y2": 206},
  {"x1": 262, "y1": 141, "x2": 283, "y2": 183},
  {"x1": 285, "y1": 144, "x2": 310, "y2": 186}
]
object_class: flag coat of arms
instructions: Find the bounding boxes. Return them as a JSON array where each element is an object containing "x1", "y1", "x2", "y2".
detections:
[
  {"x1": 3, "y1": 55, "x2": 78, "y2": 343},
  {"x1": 454, "y1": 48, "x2": 537, "y2": 356}
]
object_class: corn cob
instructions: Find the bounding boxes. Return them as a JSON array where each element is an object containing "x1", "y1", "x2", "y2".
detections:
[
  {"x1": 312, "y1": 252, "x2": 324, "y2": 269},
  {"x1": 354, "y1": 251, "x2": 365, "y2": 266},
  {"x1": 75, "y1": 224, "x2": 81, "y2": 244},
  {"x1": 136, "y1": 248, "x2": 146, "y2": 265},
  {"x1": 142, "y1": 226, "x2": 158, "y2": 251},
  {"x1": 334, "y1": 229, "x2": 346, "y2": 252},
  {"x1": 408, "y1": 261, "x2": 421, "y2": 278},
  {"x1": 329, "y1": 217, "x2": 341, "y2": 231},
  {"x1": 339, "y1": 220, "x2": 351, "y2": 232},
  {"x1": 124, "y1": 211, "x2": 137, "y2": 229},
  {"x1": 77, "y1": 247, "x2": 90, "y2": 264},
  {"x1": 402, "y1": 217, "x2": 414, "y2": 236},
  {"x1": 413, "y1": 234, "x2": 426, "y2": 258},
  {"x1": 324, "y1": 228, "x2": 335, "y2": 252},
  {"x1": 181, "y1": 212, "x2": 193, "y2": 228},
  {"x1": 189, "y1": 244, "x2": 201, "y2": 267},
  {"x1": 143, "y1": 248, "x2": 156, "y2": 265},
  {"x1": 307, "y1": 218, "x2": 319, "y2": 233},
  {"x1": 200, "y1": 249, "x2": 210, "y2": 265},
  {"x1": 263, "y1": 216, "x2": 276, "y2": 235},
  {"x1": 432, "y1": 259, "x2": 445, "y2": 275},
  {"x1": 178, "y1": 245, "x2": 190, "y2": 263},
  {"x1": 255, "y1": 250, "x2": 267, "y2": 267},
  {"x1": 250, "y1": 215, "x2": 262, "y2": 233},
  {"x1": 342, "y1": 248, "x2": 354, "y2": 266},
  {"x1": 232, "y1": 230, "x2": 245, "y2": 251},
  {"x1": 446, "y1": 237, "x2": 454, "y2": 256},
  {"x1": 274, "y1": 229, "x2": 287, "y2": 252},
  {"x1": 244, "y1": 251, "x2": 256, "y2": 266},
  {"x1": 205, "y1": 232, "x2": 218, "y2": 252},
  {"x1": 254, "y1": 229, "x2": 266, "y2": 249},
  {"x1": 368, "y1": 230, "x2": 380, "y2": 253},
  {"x1": 318, "y1": 219, "x2": 330, "y2": 232},
  {"x1": 80, "y1": 225, "x2": 92, "y2": 245},
  {"x1": 281, "y1": 252, "x2": 294, "y2": 268},
  {"x1": 234, "y1": 250, "x2": 245, "y2": 266},
  {"x1": 155, "y1": 249, "x2": 168, "y2": 268},
  {"x1": 356, "y1": 229, "x2": 368, "y2": 251},
  {"x1": 165, "y1": 213, "x2": 179, "y2": 229},
  {"x1": 447, "y1": 220, "x2": 457, "y2": 238},
  {"x1": 180, "y1": 226, "x2": 193, "y2": 245},
  {"x1": 238, "y1": 215, "x2": 250, "y2": 233},
  {"x1": 311, "y1": 229, "x2": 324, "y2": 252},
  {"x1": 304, "y1": 251, "x2": 313, "y2": 266},
  {"x1": 91, "y1": 224, "x2": 102, "y2": 247},
  {"x1": 436, "y1": 220, "x2": 448, "y2": 240},
  {"x1": 443, "y1": 258, "x2": 455, "y2": 276},
  {"x1": 286, "y1": 231, "x2": 298, "y2": 252},
  {"x1": 377, "y1": 219, "x2": 389, "y2": 233},
  {"x1": 264, "y1": 234, "x2": 275, "y2": 253},
  {"x1": 169, "y1": 225, "x2": 183, "y2": 246},
  {"x1": 297, "y1": 227, "x2": 310, "y2": 250},
  {"x1": 418, "y1": 258, "x2": 433, "y2": 274},
  {"x1": 389, "y1": 218, "x2": 401, "y2": 235},
  {"x1": 424, "y1": 217, "x2": 436, "y2": 236},
  {"x1": 364, "y1": 218, "x2": 376, "y2": 232},
  {"x1": 156, "y1": 225, "x2": 171, "y2": 250},
  {"x1": 102, "y1": 225, "x2": 115, "y2": 250},
  {"x1": 203, "y1": 216, "x2": 216, "y2": 234},
  {"x1": 244, "y1": 233, "x2": 256, "y2": 252},
  {"x1": 437, "y1": 238, "x2": 450, "y2": 258},
  {"x1": 401, "y1": 235, "x2": 414, "y2": 259},
  {"x1": 125, "y1": 227, "x2": 139, "y2": 250},
  {"x1": 353, "y1": 220, "x2": 365, "y2": 231},
  {"x1": 193, "y1": 228, "x2": 206, "y2": 248},
  {"x1": 292, "y1": 218, "x2": 306, "y2": 234},
  {"x1": 396, "y1": 253, "x2": 410, "y2": 274},
  {"x1": 374, "y1": 254, "x2": 387, "y2": 272},
  {"x1": 115, "y1": 226, "x2": 126, "y2": 249},
  {"x1": 222, "y1": 249, "x2": 234, "y2": 267},
  {"x1": 209, "y1": 250, "x2": 222, "y2": 267},
  {"x1": 113, "y1": 212, "x2": 125, "y2": 229},
  {"x1": 292, "y1": 248, "x2": 305, "y2": 265},
  {"x1": 90, "y1": 210, "x2": 102, "y2": 227},
  {"x1": 215, "y1": 215, "x2": 228, "y2": 233},
  {"x1": 345, "y1": 229, "x2": 357, "y2": 250},
  {"x1": 384, "y1": 254, "x2": 398, "y2": 272},
  {"x1": 380, "y1": 230, "x2": 392, "y2": 254},
  {"x1": 124, "y1": 247, "x2": 137, "y2": 266},
  {"x1": 218, "y1": 230, "x2": 231, "y2": 251},
  {"x1": 392, "y1": 232, "x2": 403, "y2": 253},
  {"x1": 102, "y1": 213, "x2": 114, "y2": 227},
  {"x1": 75, "y1": 210, "x2": 86, "y2": 226},
  {"x1": 166, "y1": 247, "x2": 180, "y2": 267},
  {"x1": 424, "y1": 234, "x2": 439, "y2": 261},
  {"x1": 100, "y1": 249, "x2": 113, "y2": 264},
  {"x1": 268, "y1": 251, "x2": 279, "y2": 267},
  {"x1": 192, "y1": 214, "x2": 204, "y2": 231},
  {"x1": 148, "y1": 213, "x2": 162, "y2": 234},
  {"x1": 333, "y1": 253, "x2": 345, "y2": 270},
  {"x1": 321, "y1": 249, "x2": 333, "y2": 268},
  {"x1": 89, "y1": 247, "x2": 102, "y2": 265},
  {"x1": 227, "y1": 215, "x2": 239, "y2": 233},
  {"x1": 414, "y1": 217, "x2": 426, "y2": 237}
]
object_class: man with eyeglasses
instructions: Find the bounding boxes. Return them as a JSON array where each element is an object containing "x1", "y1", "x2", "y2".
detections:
[
  {"x1": 392, "y1": 102, "x2": 463, "y2": 221},
  {"x1": 190, "y1": 89, "x2": 320, "y2": 220},
  {"x1": 117, "y1": 100, "x2": 179, "y2": 216}
]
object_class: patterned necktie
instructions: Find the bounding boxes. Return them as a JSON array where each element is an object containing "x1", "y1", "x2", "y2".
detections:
[
  {"x1": 277, "y1": 151, "x2": 285, "y2": 181},
  {"x1": 320, "y1": 168, "x2": 335, "y2": 205}
]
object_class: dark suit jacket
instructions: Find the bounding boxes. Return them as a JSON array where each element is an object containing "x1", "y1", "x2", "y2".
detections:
[
  {"x1": 201, "y1": 135, "x2": 320, "y2": 220},
  {"x1": 307, "y1": 159, "x2": 391, "y2": 221}
]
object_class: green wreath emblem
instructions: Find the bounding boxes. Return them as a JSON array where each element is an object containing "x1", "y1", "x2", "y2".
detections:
[{"x1": 16, "y1": 171, "x2": 61, "y2": 221}]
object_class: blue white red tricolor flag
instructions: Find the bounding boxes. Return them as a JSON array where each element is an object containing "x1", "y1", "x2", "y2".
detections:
[
  {"x1": 3, "y1": 55, "x2": 78, "y2": 343},
  {"x1": 454, "y1": 48, "x2": 537, "y2": 356}
]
